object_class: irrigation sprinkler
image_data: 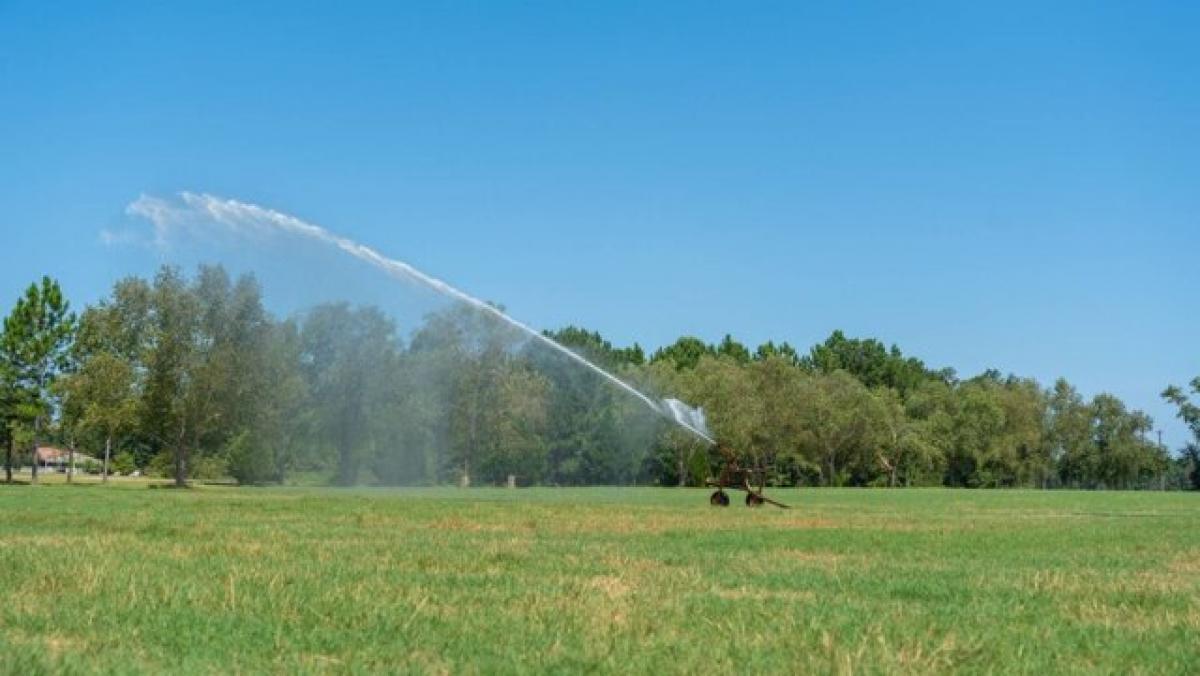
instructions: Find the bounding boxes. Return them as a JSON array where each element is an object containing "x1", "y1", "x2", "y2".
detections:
[{"x1": 706, "y1": 443, "x2": 790, "y2": 508}]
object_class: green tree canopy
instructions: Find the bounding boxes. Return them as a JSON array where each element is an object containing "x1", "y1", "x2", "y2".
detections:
[{"x1": 0, "y1": 276, "x2": 76, "y2": 483}]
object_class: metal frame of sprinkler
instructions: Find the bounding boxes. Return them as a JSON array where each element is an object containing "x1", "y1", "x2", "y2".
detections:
[{"x1": 706, "y1": 444, "x2": 791, "y2": 508}]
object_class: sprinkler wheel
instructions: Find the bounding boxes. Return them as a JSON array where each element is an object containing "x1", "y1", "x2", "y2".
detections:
[
  {"x1": 710, "y1": 490, "x2": 730, "y2": 507},
  {"x1": 745, "y1": 492, "x2": 764, "y2": 507}
]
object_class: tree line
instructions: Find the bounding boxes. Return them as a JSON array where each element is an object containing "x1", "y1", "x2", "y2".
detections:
[{"x1": 1, "y1": 266, "x2": 1197, "y2": 490}]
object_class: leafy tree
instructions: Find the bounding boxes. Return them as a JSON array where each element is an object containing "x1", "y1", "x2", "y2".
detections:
[
  {"x1": 946, "y1": 379, "x2": 1010, "y2": 487},
  {"x1": 300, "y1": 303, "x2": 397, "y2": 486},
  {"x1": 1046, "y1": 379, "x2": 1092, "y2": 487},
  {"x1": 545, "y1": 326, "x2": 645, "y2": 368},
  {"x1": 1090, "y1": 394, "x2": 1158, "y2": 489},
  {"x1": 0, "y1": 356, "x2": 24, "y2": 482},
  {"x1": 1163, "y1": 377, "x2": 1200, "y2": 434},
  {"x1": 141, "y1": 267, "x2": 199, "y2": 486},
  {"x1": 237, "y1": 320, "x2": 310, "y2": 484},
  {"x1": 714, "y1": 335, "x2": 751, "y2": 365},
  {"x1": 0, "y1": 277, "x2": 76, "y2": 484},
  {"x1": 997, "y1": 377, "x2": 1050, "y2": 488},
  {"x1": 1163, "y1": 377, "x2": 1200, "y2": 490},
  {"x1": 390, "y1": 317, "x2": 469, "y2": 485},
  {"x1": 368, "y1": 347, "x2": 426, "y2": 486},
  {"x1": 900, "y1": 379, "x2": 956, "y2": 486},
  {"x1": 744, "y1": 356, "x2": 809, "y2": 481},
  {"x1": 139, "y1": 266, "x2": 246, "y2": 487},
  {"x1": 473, "y1": 362, "x2": 550, "y2": 484},
  {"x1": 534, "y1": 327, "x2": 653, "y2": 485},
  {"x1": 795, "y1": 371, "x2": 882, "y2": 486},
  {"x1": 803, "y1": 330, "x2": 931, "y2": 395},
  {"x1": 874, "y1": 387, "x2": 939, "y2": 487},
  {"x1": 753, "y1": 340, "x2": 801, "y2": 366},
  {"x1": 198, "y1": 272, "x2": 298, "y2": 485},
  {"x1": 533, "y1": 352, "x2": 623, "y2": 484},
  {"x1": 938, "y1": 374, "x2": 1046, "y2": 488},
  {"x1": 1181, "y1": 445, "x2": 1200, "y2": 491},
  {"x1": 442, "y1": 306, "x2": 551, "y2": 486},
  {"x1": 59, "y1": 309, "x2": 141, "y2": 482},
  {"x1": 686, "y1": 354, "x2": 761, "y2": 465},
  {"x1": 650, "y1": 337, "x2": 712, "y2": 371},
  {"x1": 641, "y1": 359, "x2": 709, "y2": 486}
]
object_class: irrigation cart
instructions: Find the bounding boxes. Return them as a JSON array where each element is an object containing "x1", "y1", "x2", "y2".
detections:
[{"x1": 706, "y1": 444, "x2": 790, "y2": 508}]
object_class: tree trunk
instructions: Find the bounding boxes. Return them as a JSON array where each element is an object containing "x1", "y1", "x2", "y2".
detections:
[
  {"x1": 677, "y1": 449, "x2": 687, "y2": 487},
  {"x1": 103, "y1": 436, "x2": 112, "y2": 484},
  {"x1": 67, "y1": 444, "x2": 75, "y2": 484},
  {"x1": 5, "y1": 436, "x2": 12, "y2": 483},
  {"x1": 174, "y1": 423, "x2": 188, "y2": 488},
  {"x1": 462, "y1": 399, "x2": 478, "y2": 490},
  {"x1": 31, "y1": 415, "x2": 40, "y2": 485}
]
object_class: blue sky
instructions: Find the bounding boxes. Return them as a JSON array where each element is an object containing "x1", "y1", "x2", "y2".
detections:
[{"x1": 1, "y1": 2, "x2": 1196, "y2": 446}]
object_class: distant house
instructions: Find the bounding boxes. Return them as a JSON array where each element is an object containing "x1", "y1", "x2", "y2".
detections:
[{"x1": 35, "y1": 446, "x2": 98, "y2": 472}]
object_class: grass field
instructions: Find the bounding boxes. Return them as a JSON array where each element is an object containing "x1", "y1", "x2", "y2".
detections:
[{"x1": 1, "y1": 481, "x2": 1197, "y2": 674}]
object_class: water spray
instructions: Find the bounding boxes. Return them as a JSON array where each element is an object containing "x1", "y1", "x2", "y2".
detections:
[{"x1": 127, "y1": 192, "x2": 717, "y2": 446}]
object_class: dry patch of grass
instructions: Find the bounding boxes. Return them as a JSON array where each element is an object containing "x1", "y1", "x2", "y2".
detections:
[
  {"x1": 587, "y1": 574, "x2": 632, "y2": 600},
  {"x1": 1070, "y1": 601, "x2": 1200, "y2": 633},
  {"x1": 1168, "y1": 549, "x2": 1200, "y2": 575},
  {"x1": 2, "y1": 629, "x2": 90, "y2": 658},
  {"x1": 426, "y1": 515, "x2": 515, "y2": 533},
  {"x1": 870, "y1": 630, "x2": 985, "y2": 673}
]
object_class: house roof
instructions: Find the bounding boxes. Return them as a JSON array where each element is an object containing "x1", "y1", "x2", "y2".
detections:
[
  {"x1": 35, "y1": 446, "x2": 67, "y2": 462},
  {"x1": 35, "y1": 447, "x2": 97, "y2": 463}
]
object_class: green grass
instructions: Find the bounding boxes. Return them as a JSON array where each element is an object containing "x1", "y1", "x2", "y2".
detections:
[{"x1": 1, "y1": 482, "x2": 1197, "y2": 674}]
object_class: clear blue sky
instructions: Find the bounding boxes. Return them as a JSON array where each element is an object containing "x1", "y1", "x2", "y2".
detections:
[{"x1": 2, "y1": 2, "x2": 1196, "y2": 447}]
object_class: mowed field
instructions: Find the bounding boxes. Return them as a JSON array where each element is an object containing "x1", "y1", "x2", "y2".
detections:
[{"x1": 1, "y1": 482, "x2": 1197, "y2": 674}]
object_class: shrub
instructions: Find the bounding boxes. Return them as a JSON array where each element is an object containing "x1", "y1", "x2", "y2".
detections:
[
  {"x1": 226, "y1": 431, "x2": 276, "y2": 485},
  {"x1": 191, "y1": 455, "x2": 229, "y2": 482},
  {"x1": 111, "y1": 451, "x2": 137, "y2": 476},
  {"x1": 146, "y1": 452, "x2": 174, "y2": 478},
  {"x1": 145, "y1": 451, "x2": 229, "y2": 482}
]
